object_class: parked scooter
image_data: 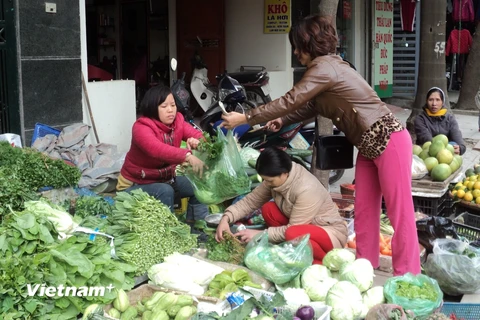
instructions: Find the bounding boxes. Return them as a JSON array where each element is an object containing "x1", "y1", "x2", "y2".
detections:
[{"x1": 189, "y1": 37, "x2": 271, "y2": 115}]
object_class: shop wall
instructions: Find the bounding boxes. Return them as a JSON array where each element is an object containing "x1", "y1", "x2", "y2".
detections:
[
  {"x1": 224, "y1": 0, "x2": 293, "y2": 99},
  {"x1": 18, "y1": 0, "x2": 83, "y2": 144}
]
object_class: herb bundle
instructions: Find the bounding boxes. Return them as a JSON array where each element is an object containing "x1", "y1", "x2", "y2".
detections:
[{"x1": 206, "y1": 232, "x2": 246, "y2": 265}]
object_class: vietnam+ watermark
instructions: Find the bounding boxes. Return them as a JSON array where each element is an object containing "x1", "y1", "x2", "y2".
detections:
[{"x1": 27, "y1": 283, "x2": 115, "y2": 297}]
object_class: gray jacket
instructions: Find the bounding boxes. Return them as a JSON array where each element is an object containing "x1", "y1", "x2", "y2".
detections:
[{"x1": 414, "y1": 108, "x2": 466, "y2": 155}]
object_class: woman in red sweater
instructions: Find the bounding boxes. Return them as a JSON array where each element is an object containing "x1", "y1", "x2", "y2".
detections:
[{"x1": 117, "y1": 85, "x2": 208, "y2": 234}]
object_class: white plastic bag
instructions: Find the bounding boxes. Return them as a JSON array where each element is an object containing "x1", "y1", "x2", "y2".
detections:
[
  {"x1": 0, "y1": 133, "x2": 22, "y2": 147},
  {"x1": 411, "y1": 155, "x2": 428, "y2": 180},
  {"x1": 424, "y1": 238, "x2": 480, "y2": 295}
]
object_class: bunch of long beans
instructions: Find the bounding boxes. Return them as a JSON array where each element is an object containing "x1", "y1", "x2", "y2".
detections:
[{"x1": 107, "y1": 189, "x2": 197, "y2": 276}]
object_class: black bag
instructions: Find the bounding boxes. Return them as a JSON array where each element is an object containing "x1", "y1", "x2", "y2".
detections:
[
  {"x1": 416, "y1": 216, "x2": 459, "y2": 253},
  {"x1": 315, "y1": 135, "x2": 354, "y2": 170}
]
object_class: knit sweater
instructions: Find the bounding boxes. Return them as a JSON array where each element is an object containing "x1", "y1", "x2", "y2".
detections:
[{"x1": 120, "y1": 113, "x2": 203, "y2": 184}]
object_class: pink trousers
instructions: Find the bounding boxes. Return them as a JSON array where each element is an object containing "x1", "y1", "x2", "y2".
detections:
[{"x1": 354, "y1": 129, "x2": 421, "y2": 276}]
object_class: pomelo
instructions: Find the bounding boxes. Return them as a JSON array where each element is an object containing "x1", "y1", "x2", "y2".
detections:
[
  {"x1": 419, "y1": 150, "x2": 430, "y2": 160},
  {"x1": 413, "y1": 144, "x2": 423, "y2": 156},
  {"x1": 432, "y1": 134, "x2": 449, "y2": 147},
  {"x1": 465, "y1": 168, "x2": 475, "y2": 177},
  {"x1": 422, "y1": 141, "x2": 432, "y2": 150},
  {"x1": 454, "y1": 155, "x2": 463, "y2": 167},
  {"x1": 449, "y1": 158, "x2": 460, "y2": 173},
  {"x1": 429, "y1": 141, "x2": 445, "y2": 157},
  {"x1": 446, "y1": 144, "x2": 455, "y2": 154},
  {"x1": 424, "y1": 157, "x2": 439, "y2": 173},
  {"x1": 437, "y1": 149, "x2": 454, "y2": 165},
  {"x1": 431, "y1": 163, "x2": 452, "y2": 182}
]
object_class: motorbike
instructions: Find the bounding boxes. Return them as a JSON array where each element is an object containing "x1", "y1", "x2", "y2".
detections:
[{"x1": 189, "y1": 37, "x2": 271, "y2": 115}]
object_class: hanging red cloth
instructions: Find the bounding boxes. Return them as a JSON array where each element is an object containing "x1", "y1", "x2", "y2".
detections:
[
  {"x1": 453, "y1": 0, "x2": 475, "y2": 22},
  {"x1": 400, "y1": 0, "x2": 417, "y2": 32},
  {"x1": 445, "y1": 29, "x2": 473, "y2": 56}
]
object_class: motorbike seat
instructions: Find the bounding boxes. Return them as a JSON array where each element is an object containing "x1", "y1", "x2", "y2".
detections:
[{"x1": 216, "y1": 71, "x2": 267, "y2": 85}]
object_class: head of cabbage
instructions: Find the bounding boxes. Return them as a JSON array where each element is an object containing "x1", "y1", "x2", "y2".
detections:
[
  {"x1": 326, "y1": 281, "x2": 365, "y2": 320},
  {"x1": 301, "y1": 265, "x2": 338, "y2": 302},
  {"x1": 323, "y1": 249, "x2": 356, "y2": 271},
  {"x1": 339, "y1": 258, "x2": 374, "y2": 293}
]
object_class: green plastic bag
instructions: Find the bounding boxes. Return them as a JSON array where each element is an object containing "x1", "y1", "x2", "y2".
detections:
[
  {"x1": 383, "y1": 273, "x2": 443, "y2": 319},
  {"x1": 185, "y1": 130, "x2": 251, "y2": 205},
  {"x1": 244, "y1": 231, "x2": 313, "y2": 285}
]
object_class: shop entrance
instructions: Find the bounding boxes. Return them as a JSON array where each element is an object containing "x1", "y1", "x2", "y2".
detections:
[
  {"x1": 0, "y1": 0, "x2": 21, "y2": 134},
  {"x1": 85, "y1": 0, "x2": 170, "y2": 107}
]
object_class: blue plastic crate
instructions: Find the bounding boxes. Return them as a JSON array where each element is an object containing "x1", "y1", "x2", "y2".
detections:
[
  {"x1": 31, "y1": 123, "x2": 61, "y2": 146},
  {"x1": 441, "y1": 302, "x2": 480, "y2": 320}
]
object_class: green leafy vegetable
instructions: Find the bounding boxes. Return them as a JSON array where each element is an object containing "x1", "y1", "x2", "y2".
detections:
[
  {"x1": 0, "y1": 203, "x2": 136, "y2": 319},
  {"x1": 106, "y1": 189, "x2": 198, "y2": 276},
  {"x1": 395, "y1": 280, "x2": 439, "y2": 301},
  {"x1": 0, "y1": 141, "x2": 81, "y2": 215},
  {"x1": 197, "y1": 132, "x2": 224, "y2": 160},
  {"x1": 206, "y1": 232, "x2": 246, "y2": 265}
]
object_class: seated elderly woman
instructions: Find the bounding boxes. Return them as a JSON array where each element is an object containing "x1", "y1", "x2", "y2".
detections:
[{"x1": 415, "y1": 87, "x2": 466, "y2": 155}]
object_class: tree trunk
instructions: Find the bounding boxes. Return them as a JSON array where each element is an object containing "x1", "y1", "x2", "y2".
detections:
[
  {"x1": 456, "y1": 29, "x2": 480, "y2": 110},
  {"x1": 311, "y1": 0, "x2": 339, "y2": 189},
  {"x1": 406, "y1": 0, "x2": 449, "y2": 143}
]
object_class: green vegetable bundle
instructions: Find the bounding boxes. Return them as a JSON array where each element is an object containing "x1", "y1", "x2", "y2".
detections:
[
  {"x1": 106, "y1": 190, "x2": 198, "y2": 276},
  {"x1": 184, "y1": 130, "x2": 251, "y2": 205},
  {"x1": 205, "y1": 269, "x2": 262, "y2": 300},
  {"x1": 205, "y1": 232, "x2": 246, "y2": 265},
  {"x1": 0, "y1": 141, "x2": 81, "y2": 215},
  {"x1": 0, "y1": 204, "x2": 136, "y2": 319}
]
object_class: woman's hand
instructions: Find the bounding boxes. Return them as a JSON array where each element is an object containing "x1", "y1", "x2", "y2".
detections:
[
  {"x1": 234, "y1": 229, "x2": 263, "y2": 244},
  {"x1": 215, "y1": 216, "x2": 232, "y2": 242},
  {"x1": 186, "y1": 137, "x2": 200, "y2": 150},
  {"x1": 266, "y1": 118, "x2": 283, "y2": 132},
  {"x1": 186, "y1": 153, "x2": 205, "y2": 177},
  {"x1": 220, "y1": 112, "x2": 248, "y2": 130},
  {"x1": 453, "y1": 145, "x2": 460, "y2": 154}
]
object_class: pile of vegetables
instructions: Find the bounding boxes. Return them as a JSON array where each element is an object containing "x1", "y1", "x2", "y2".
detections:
[
  {"x1": 347, "y1": 233, "x2": 393, "y2": 256},
  {"x1": 0, "y1": 201, "x2": 136, "y2": 319},
  {"x1": 0, "y1": 141, "x2": 81, "y2": 215},
  {"x1": 105, "y1": 190, "x2": 198, "y2": 276},
  {"x1": 83, "y1": 289, "x2": 197, "y2": 320},
  {"x1": 205, "y1": 232, "x2": 246, "y2": 265},
  {"x1": 205, "y1": 269, "x2": 262, "y2": 300}
]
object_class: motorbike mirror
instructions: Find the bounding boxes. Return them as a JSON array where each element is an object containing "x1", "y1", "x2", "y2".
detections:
[
  {"x1": 170, "y1": 58, "x2": 177, "y2": 72},
  {"x1": 219, "y1": 101, "x2": 228, "y2": 115}
]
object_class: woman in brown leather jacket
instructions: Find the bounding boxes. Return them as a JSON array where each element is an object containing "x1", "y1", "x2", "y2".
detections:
[{"x1": 221, "y1": 15, "x2": 420, "y2": 276}]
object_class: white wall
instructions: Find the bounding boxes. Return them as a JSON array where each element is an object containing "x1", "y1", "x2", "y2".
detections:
[
  {"x1": 83, "y1": 81, "x2": 137, "y2": 153},
  {"x1": 225, "y1": 0, "x2": 293, "y2": 100}
]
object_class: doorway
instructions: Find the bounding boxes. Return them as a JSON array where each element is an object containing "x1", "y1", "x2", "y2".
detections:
[{"x1": 0, "y1": 0, "x2": 21, "y2": 134}]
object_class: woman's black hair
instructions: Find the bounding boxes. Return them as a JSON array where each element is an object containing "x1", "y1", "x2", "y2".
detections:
[
  {"x1": 256, "y1": 147, "x2": 292, "y2": 177},
  {"x1": 141, "y1": 85, "x2": 173, "y2": 120}
]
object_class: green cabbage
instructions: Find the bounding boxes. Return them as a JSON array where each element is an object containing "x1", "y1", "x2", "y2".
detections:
[
  {"x1": 339, "y1": 259, "x2": 374, "y2": 293},
  {"x1": 323, "y1": 249, "x2": 356, "y2": 271},
  {"x1": 301, "y1": 265, "x2": 337, "y2": 301},
  {"x1": 326, "y1": 281, "x2": 365, "y2": 320},
  {"x1": 362, "y1": 286, "x2": 385, "y2": 310}
]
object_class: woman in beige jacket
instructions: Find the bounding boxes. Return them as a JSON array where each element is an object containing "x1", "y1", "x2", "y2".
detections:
[{"x1": 216, "y1": 147, "x2": 347, "y2": 264}]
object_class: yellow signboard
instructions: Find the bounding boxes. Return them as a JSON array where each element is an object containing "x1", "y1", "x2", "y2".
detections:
[{"x1": 264, "y1": 0, "x2": 291, "y2": 34}]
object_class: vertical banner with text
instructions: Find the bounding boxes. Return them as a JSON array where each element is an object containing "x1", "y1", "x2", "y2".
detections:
[
  {"x1": 264, "y1": 0, "x2": 291, "y2": 34},
  {"x1": 373, "y1": 0, "x2": 393, "y2": 98}
]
